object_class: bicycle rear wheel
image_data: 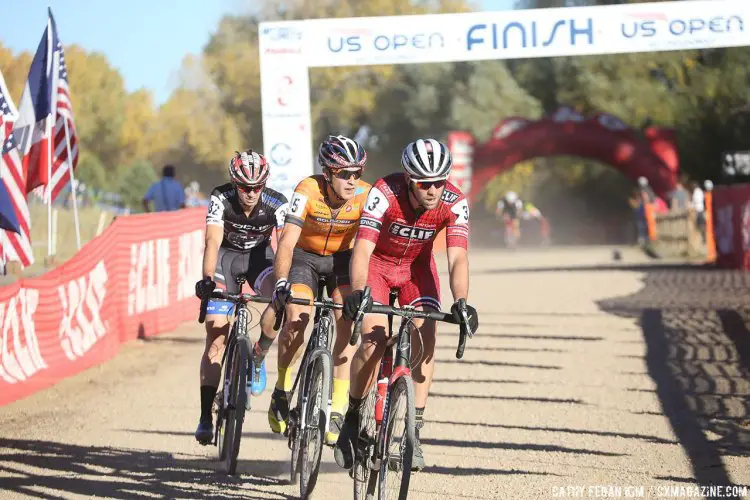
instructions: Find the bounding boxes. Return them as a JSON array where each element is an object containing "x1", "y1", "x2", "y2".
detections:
[
  {"x1": 354, "y1": 386, "x2": 378, "y2": 500},
  {"x1": 300, "y1": 353, "x2": 331, "y2": 498},
  {"x1": 219, "y1": 334, "x2": 250, "y2": 475},
  {"x1": 378, "y1": 375, "x2": 415, "y2": 500}
]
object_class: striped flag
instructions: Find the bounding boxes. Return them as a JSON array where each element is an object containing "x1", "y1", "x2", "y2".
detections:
[
  {"x1": 13, "y1": 7, "x2": 79, "y2": 203},
  {"x1": 0, "y1": 71, "x2": 34, "y2": 267}
]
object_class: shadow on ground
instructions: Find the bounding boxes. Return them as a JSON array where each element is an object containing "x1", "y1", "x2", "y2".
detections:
[
  {"x1": 597, "y1": 266, "x2": 750, "y2": 494},
  {"x1": 0, "y1": 438, "x2": 316, "y2": 499}
]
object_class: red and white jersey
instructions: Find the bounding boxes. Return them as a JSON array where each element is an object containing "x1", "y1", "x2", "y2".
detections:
[{"x1": 357, "y1": 173, "x2": 469, "y2": 265}]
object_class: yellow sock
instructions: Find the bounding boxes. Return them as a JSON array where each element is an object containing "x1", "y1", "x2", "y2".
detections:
[
  {"x1": 276, "y1": 366, "x2": 293, "y2": 391},
  {"x1": 331, "y1": 378, "x2": 350, "y2": 415}
]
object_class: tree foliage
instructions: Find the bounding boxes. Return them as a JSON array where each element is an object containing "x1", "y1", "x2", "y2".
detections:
[{"x1": 1, "y1": 0, "x2": 749, "y2": 229}]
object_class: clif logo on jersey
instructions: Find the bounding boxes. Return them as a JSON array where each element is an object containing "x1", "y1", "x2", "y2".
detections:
[
  {"x1": 441, "y1": 190, "x2": 460, "y2": 204},
  {"x1": 389, "y1": 223, "x2": 436, "y2": 240}
]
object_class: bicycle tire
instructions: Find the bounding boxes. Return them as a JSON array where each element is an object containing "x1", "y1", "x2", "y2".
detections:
[
  {"x1": 290, "y1": 374, "x2": 303, "y2": 486},
  {"x1": 354, "y1": 386, "x2": 378, "y2": 500},
  {"x1": 216, "y1": 339, "x2": 234, "y2": 463},
  {"x1": 221, "y1": 335, "x2": 250, "y2": 475},
  {"x1": 378, "y1": 375, "x2": 416, "y2": 500},
  {"x1": 300, "y1": 352, "x2": 331, "y2": 498}
]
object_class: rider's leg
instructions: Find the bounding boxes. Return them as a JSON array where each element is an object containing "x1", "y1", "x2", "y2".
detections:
[
  {"x1": 409, "y1": 316, "x2": 437, "y2": 408},
  {"x1": 247, "y1": 257, "x2": 276, "y2": 395},
  {"x1": 199, "y1": 313, "x2": 231, "y2": 418},
  {"x1": 326, "y1": 284, "x2": 356, "y2": 442},
  {"x1": 334, "y1": 312, "x2": 388, "y2": 468},
  {"x1": 327, "y1": 250, "x2": 357, "y2": 442},
  {"x1": 398, "y1": 255, "x2": 441, "y2": 470},
  {"x1": 195, "y1": 249, "x2": 237, "y2": 443},
  {"x1": 334, "y1": 258, "x2": 391, "y2": 467},
  {"x1": 249, "y1": 243, "x2": 281, "y2": 364}
]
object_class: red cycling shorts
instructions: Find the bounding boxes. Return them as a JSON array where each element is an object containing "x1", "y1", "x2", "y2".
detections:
[{"x1": 367, "y1": 252, "x2": 440, "y2": 311}]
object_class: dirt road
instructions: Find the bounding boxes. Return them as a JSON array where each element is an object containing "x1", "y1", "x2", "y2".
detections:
[{"x1": 1, "y1": 247, "x2": 748, "y2": 499}]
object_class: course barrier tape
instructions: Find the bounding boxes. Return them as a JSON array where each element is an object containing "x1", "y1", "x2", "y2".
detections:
[{"x1": 0, "y1": 208, "x2": 205, "y2": 406}]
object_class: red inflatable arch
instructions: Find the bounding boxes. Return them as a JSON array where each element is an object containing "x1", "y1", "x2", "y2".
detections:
[{"x1": 465, "y1": 107, "x2": 679, "y2": 204}]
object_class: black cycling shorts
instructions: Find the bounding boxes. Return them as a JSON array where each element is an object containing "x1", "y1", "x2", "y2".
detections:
[
  {"x1": 207, "y1": 243, "x2": 274, "y2": 315},
  {"x1": 288, "y1": 247, "x2": 351, "y2": 300}
]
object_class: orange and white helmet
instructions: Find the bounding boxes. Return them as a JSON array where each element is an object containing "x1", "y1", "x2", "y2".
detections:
[{"x1": 229, "y1": 150, "x2": 270, "y2": 186}]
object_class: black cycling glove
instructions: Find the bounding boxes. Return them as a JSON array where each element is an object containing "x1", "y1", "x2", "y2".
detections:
[
  {"x1": 195, "y1": 276, "x2": 216, "y2": 300},
  {"x1": 343, "y1": 289, "x2": 372, "y2": 321},
  {"x1": 451, "y1": 298, "x2": 479, "y2": 337}
]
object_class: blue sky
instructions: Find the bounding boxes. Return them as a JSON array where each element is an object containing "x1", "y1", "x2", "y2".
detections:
[{"x1": 1, "y1": 0, "x2": 515, "y2": 105}]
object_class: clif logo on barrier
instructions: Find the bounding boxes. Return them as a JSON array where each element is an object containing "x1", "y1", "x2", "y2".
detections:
[
  {"x1": 621, "y1": 14, "x2": 743, "y2": 39},
  {"x1": 327, "y1": 32, "x2": 444, "y2": 53},
  {"x1": 0, "y1": 288, "x2": 45, "y2": 384},
  {"x1": 177, "y1": 230, "x2": 204, "y2": 302},
  {"x1": 466, "y1": 18, "x2": 594, "y2": 51},
  {"x1": 58, "y1": 261, "x2": 108, "y2": 361},
  {"x1": 128, "y1": 238, "x2": 171, "y2": 315}
]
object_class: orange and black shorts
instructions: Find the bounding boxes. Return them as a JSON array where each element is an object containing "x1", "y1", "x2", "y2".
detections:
[{"x1": 288, "y1": 247, "x2": 351, "y2": 300}]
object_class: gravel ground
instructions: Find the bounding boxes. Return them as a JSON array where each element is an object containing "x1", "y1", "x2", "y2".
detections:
[{"x1": 1, "y1": 246, "x2": 748, "y2": 500}]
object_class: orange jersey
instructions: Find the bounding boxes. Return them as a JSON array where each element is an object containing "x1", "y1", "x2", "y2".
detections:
[{"x1": 286, "y1": 175, "x2": 371, "y2": 256}]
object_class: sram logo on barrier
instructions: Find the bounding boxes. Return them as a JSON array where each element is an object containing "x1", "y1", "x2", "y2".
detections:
[
  {"x1": 622, "y1": 14, "x2": 743, "y2": 40},
  {"x1": 466, "y1": 18, "x2": 594, "y2": 51},
  {"x1": 389, "y1": 223, "x2": 435, "y2": 240},
  {"x1": 0, "y1": 289, "x2": 46, "y2": 384},
  {"x1": 178, "y1": 230, "x2": 204, "y2": 302},
  {"x1": 58, "y1": 261, "x2": 108, "y2": 361},
  {"x1": 128, "y1": 238, "x2": 171, "y2": 315},
  {"x1": 328, "y1": 31, "x2": 444, "y2": 53}
]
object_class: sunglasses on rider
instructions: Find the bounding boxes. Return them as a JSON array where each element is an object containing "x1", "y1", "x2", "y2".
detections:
[
  {"x1": 236, "y1": 183, "x2": 265, "y2": 194},
  {"x1": 412, "y1": 179, "x2": 446, "y2": 190},
  {"x1": 328, "y1": 168, "x2": 363, "y2": 180}
]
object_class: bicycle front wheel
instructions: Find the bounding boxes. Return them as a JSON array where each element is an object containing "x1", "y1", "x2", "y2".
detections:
[
  {"x1": 220, "y1": 334, "x2": 250, "y2": 475},
  {"x1": 378, "y1": 375, "x2": 415, "y2": 500},
  {"x1": 300, "y1": 353, "x2": 331, "y2": 498},
  {"x1": 354, "y1": 385, "x2": 378, "y2": 500}
]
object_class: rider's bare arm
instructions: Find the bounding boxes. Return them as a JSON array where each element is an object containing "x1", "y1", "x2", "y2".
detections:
[
  {"x1": 447, "y1": 246, "x2": 469, "y2": 302},
  {"x1": 202, "y1": 224, "x2": 224, "y2": 278},
  {"x1": 274, "y1": 222, "x2": 302, "y2": 281},
  {"x1": 350, "y1": 238, "x2": 376, "y2": 291}
]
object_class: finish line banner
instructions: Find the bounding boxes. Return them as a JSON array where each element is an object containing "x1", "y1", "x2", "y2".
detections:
[{"x1": 259, "y1": 0, "x2": 750, "y2": 198}]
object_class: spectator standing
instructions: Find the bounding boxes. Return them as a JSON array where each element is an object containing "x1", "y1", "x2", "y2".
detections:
[
  {"x1": 142, "y1": 165, "x2": 186, "y2": 213},
  {"x1": 669, "y1": 177, "x2": 690, "y2": 211},
  {"x1": 691, "y1": 181, "x2": 706, "y2": 240}
]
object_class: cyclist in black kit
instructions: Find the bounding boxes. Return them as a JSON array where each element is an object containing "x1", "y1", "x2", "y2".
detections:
[{"x1": 193, "y1": 149, "x2": 289, "y2": 444}]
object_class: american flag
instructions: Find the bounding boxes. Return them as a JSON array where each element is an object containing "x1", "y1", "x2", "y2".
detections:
[
  {"x1": 48, "y1": 34, "x2": 79, "y2": 203},
  {"x1": 13, "y1": 8, "x2": 79, "y2": 204},
  {"x1": 0, "y1": 76, "x2": 34, "y2": 267}
]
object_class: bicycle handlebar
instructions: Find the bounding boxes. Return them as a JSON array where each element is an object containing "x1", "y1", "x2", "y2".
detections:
[
  {"x1": 349, "y1": 286, "x2": 469, "y2": 359},
  {"x1": 197, "y1": 290, "x2": 342, "y2": 331}
]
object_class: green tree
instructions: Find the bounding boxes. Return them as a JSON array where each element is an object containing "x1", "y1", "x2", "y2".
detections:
[{"x1": 116, "y1": 160, "x2": 158, "y2": 210}]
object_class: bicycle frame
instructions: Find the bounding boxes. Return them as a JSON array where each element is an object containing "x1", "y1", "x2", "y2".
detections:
[
  {"x1": 288, "y1": 280, "x2": 336, "y2": 439},
  {"x1": 218, "y1": 302, "x2": 250, "y2": 422}
]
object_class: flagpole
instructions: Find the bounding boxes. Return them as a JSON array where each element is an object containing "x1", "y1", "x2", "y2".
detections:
[
  {"x1": 63, "y1": 119, "x2": 80, "y2": 249},
  {"x1": 46, "y1": 14, "x2": 54, "y2": 259}
]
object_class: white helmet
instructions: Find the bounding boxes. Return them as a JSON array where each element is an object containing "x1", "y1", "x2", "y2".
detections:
[
  {"x1": 505, "y1": 191, "x2": 518, "y2": 203},
  {"x1": 401, "y1": 138, "x2": 452, "y2": 181},
  {"x1": 638, "y1": 176, "x2": 648, "y2": 187}
]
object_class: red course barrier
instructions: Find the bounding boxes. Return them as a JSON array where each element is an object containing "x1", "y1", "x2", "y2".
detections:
[
  {"x1": 713, "y1": 184, "x2": 750, "y2": 270},
  {"x1": 0, "y1": 208, "x2": 206, "y2": 406}
]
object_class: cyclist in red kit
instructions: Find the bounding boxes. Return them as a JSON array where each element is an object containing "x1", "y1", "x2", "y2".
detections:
[{"x1": 335, "y1": 138, "x2": 479, "y2": 471}]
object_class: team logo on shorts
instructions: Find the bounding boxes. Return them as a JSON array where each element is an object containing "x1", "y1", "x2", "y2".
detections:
[{"x1": 389, "y1": 222, "x2": 435, "y2": 240}]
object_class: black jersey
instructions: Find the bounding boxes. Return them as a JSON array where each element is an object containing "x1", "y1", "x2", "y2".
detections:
[{"x1": 206, "y1": 183, "x2": 289, "y2": 251}]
